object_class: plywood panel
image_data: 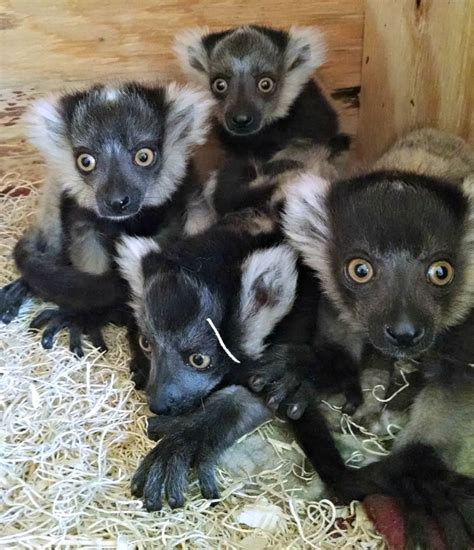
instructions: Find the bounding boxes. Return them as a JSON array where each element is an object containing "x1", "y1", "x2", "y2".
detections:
[
  {"x1": 357, "y1": 0, "x2": 473, "y2": 163},
  {"x1": 0, "y1": 0, "x2": 364, "y2": 180}
]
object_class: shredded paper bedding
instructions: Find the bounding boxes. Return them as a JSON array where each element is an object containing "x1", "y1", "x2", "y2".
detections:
[{"x1": 0, "y1": 174, "x2": 387, "y2": 549}]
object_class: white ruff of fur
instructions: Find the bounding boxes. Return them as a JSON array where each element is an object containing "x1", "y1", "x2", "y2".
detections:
[
  {"x1": 283, "y1": 173, "x2": 359, "y2": 328},
  {"x1": 239, "y1": 244, "x2": 298, "y2": 358},
  {"x1": 146, "y1": 83, "x2": 214, "y2": 207},
  {"x1": 445, "y1": 176, "x2": 474, "y2": 326},
  {"x1": 116, "y1": 236, "x2": 161, "y2": 316},
  {"x1": 174, "y1": 27, "x2": 210, "y2": 86},
  {"x1": 272, "y1": 26, "x2": 327, "y2": 121}
]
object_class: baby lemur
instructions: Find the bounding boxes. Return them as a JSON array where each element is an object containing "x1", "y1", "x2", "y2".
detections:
[
  {"x1": 116, "y1": 207, "x2": 299, "y2": 510},
  {"x1": 260, "y1": 129, "x2": 473, "y2": 549},
  {"x1": 175, "y1": 25, "x2": 350, "y2": 216},
  {"x1": 0, "y1": 82, "x2": 213, "y2": 354}
]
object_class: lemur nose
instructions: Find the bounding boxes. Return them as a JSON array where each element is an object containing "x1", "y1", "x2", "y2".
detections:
[
  {"x1": 107, "y1": 196, "x2": 130, "y2": 214},
  {"x1": 385, "y1": 322, "x2": 425, "y2": 347},
  {"x1": 232, "y1": 114, "x2": 253, "y2": 127}
]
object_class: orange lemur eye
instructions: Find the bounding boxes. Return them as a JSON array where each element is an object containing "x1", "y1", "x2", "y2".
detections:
[
  {"x1": 346, "y1": 258, "x2": 375, "y2": 284},
  {"x1": 134, "y1": 148, "x2": 155, "y2": 167},
  {"x1": 257, "y1": 77, "x2": 275, "y2": 94},
  {"x1": 139, "y1": 335, "x2": 152, "y2": 354},
  {"x1": 427, "y1": 260, "x2": 454, "y2": 286},
  {"x1": 76, "y1": 153, "x2": 96, "y2": 173},
  {"x1": 212, "y1": 78, "x2": 228, "y2": 94},
  {"x1": 188, "y1": 353, "x2": 211, "y2": 370}
]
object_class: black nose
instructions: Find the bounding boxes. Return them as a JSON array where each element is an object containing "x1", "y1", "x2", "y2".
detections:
[
  {"x1": 385, "y1": 322, "x2": 425, "y2": 347},
  {"x1": 106, "y1": 195, "x2": 130, "y2": 214},
  {"x1": 232, "y1": 114, "x2": 253, "y2": 128}
]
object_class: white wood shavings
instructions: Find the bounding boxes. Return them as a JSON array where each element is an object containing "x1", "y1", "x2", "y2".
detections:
[{"x1": 0, "y1": 175, "x2": 385, "y2": 549}]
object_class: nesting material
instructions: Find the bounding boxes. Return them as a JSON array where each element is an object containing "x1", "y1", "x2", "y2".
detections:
[{"x1": 0, "y1": 174, "x2": 386, "y2": 549}]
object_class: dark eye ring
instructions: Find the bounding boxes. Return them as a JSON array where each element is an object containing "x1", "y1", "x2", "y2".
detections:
[
  {"x1": 427, "y1": 260, "x2": 454, "y2": 286},
  {"x1": 346, "y1": 258, "x2": 375, "y2": 284},
  {"x1": 76, "y1": 153, "x2": 96, "y2": 173},
  {"x1": 134, "y1": 148, "x2": 155, "y2": 167},
  {"x1": 139, "y1": 335, "x2": 152, "y2": 354},
  {"x1": 258, "y1": 77, "x2": 275, "y2": 94},
  {"x1": 212, "y1": 78, "x2": 228, "y2": 94},
  {"x1": 188, "y1": 353, "x2": 211, "y2": 370}
]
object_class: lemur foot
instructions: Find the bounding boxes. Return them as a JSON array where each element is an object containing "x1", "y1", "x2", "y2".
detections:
[
  {"x1": 132, "y1": 415, "x2": 220, "y2": 511},
  {"x1": 29, "y1": 307, "x2": 109, "y2": 357},
  {"x1": 0, "y1": 278, "x2": 30, "y2": 324}
]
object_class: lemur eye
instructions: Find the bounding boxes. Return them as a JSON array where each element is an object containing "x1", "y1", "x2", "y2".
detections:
[
  {"x1": 427, "y1": 260, "x2": 454, "y2": 286},
  {"x1": 134, "y1": 148, "x2": 155, "y2": 167},
  {"x1": 188, "y1": 353, "x2": 211, "y2": 370},
  {"x1": 257, "y1": 77, "x2": 275, "y2": 94},
  {"x1": 212, "y1": 78, "x2": 228, "y2": 94},
  {"x1": 346, "y1": 258, "x2": 375, "y2": 284},
  {"x1": 139, "y1": 335, "x2": 152, "y2": 354},
  {"x1": 76, "y1": 153, "x2": 96, "y2": 173}
]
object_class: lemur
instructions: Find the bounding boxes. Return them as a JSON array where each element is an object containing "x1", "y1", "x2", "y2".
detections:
[
  {"x1": 0, "y1": 82, "x2": 214, "y2": 355},
  {"x1": 174, "y1": 25, "x2": 350, "y2": 216},
  {"x1": 254, "y1": 129, "x2": 474, "y2": 549},
  {"x1": 115, "y1": 155, "x2": 364, "y2": 510},
  {"x1": 116, "y1": 207, "x2": 299, "y2": 510}
]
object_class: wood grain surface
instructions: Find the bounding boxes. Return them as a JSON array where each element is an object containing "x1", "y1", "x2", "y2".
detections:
[
  {"x1": 357, "y1": 0, "x2": 474, "y2": 163},
  {"x1": 0, "y1": 0, "x2": 364, "y2": 180}
]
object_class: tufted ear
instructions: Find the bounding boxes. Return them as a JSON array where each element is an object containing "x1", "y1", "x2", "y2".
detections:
[
  {"x1": 273, "y1": 26, "x2": 327, "y2": 120},
  {"x1": 25, "y1": 95, "x2": 70, "y2": 166},
  {"x1": 174, "y1": 27, "x2": 211, "y2": 86},
  {"x1": 282, "y1": 173, "x2": 332, "y2": 276},
  {"x1": 239, "y1": 244, "x2": 298, "y2": 358},
  {"x1": 115, "y1": 236, "x2": 161, "y2": 305},
  {"x1": 285, "y1": 26, "x2": 326, "y2": 73}
]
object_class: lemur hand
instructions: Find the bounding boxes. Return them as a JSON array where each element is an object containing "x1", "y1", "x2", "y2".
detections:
[
  {"x1": 249, "y1": 343, "x2": 363, "y2": 419},
  {"x1": 0, "y1": 278, "x2": 30, "y2": 324},
  {"x1": 133, "y1": 386, "x2": 270, "y2": 511}
]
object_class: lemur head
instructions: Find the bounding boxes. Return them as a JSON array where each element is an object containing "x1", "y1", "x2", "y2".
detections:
[
  {"x1": 117, "y1": 237, "x2": 297, "y2": 415},
  {"x1": 26, "y1": 82, "x2": 213, "y2": 219},
  {"x1": 284, "y1": 171, "x2": 474, "y2": 359},
  {"x1": 175, "y1": 25, "x2": 325, "y2": 136}
]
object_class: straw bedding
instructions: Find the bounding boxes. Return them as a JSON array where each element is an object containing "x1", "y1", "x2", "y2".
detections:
[{"x1": 0, "y1": 174, "x2": 388, "y2": 549}]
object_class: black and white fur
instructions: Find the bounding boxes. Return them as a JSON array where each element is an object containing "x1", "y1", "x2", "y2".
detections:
[
  {"x1": 0, "y1": 82, "x2": 214, "y2": 354},
  {"x1": 116, "y1": 208, "x2": 298, "y2": 510},
  {"x1": 175, "y1": 25, "x2": 350, "y2": 216},
  {"x1": 260, "y1": 129, "x2": 474, "y2": 549}
]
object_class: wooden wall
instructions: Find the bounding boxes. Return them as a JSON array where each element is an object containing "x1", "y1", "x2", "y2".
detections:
[
  {"x1": 0, "y1": 0, "x2": 364, "y2": 180},
  {"x1": 358, "y1": 0, "x2": 474, "y2": 162}
]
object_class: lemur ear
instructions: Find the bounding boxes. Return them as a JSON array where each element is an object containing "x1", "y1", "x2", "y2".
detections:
[
  {"x1": 25, "y1": 95, "x2": 69, "y2": 164},
  {"x1": 163, "y1": 82, "x2": 215, "y2": 153},
  {"x1": 239, "y1": 244, "x2": 298, "y2": 358},
  {"x1": 115, "y1": 236, "x2": 161, "y2": 304},
  {"x1": 285, "y1": 26, "x2": 326, "y2": 73},
  {"x1": 174, "y1": 27, "x2": 210, "y2": 85},
  {"x1": 282, "y1": 173, "x2": 332, "y2": 276}
]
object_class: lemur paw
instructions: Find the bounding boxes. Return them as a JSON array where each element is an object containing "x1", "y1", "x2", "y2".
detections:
[
  {"x1": 0, "y1": 278, "x2": 30, "y2": 324},
  {"x1": 29, "y1": 308, "x2": 109, "y2": 357},
  {"x1": 132, "y1": 419, "x2": 220, "y2": 511}
]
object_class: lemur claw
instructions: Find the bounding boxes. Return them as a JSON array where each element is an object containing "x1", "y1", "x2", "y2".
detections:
[{"x1": 0, "y1": 278, "x2": 30, "y2": 324}]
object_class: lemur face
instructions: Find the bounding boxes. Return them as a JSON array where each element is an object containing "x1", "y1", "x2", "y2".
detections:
[
  {"x1": 175, "y1": 25, "x2": 326, "y2": 136},
  {"x1": 26, "y1": 82, "x2": 213, "y2": 218},
  {"x1": 116, "y1": 236, "x2": 298, "y2": 416},
  {"x1": 284, "y1": 172, "x2": 473, "y2": 359},
  {"x1": 139, "y1": 267, "x2": 230, "y2": 415}
]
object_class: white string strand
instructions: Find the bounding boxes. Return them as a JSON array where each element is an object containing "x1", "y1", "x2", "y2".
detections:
[{"x1": 206, "y1": 318, "x2": 241, "y2": 363}]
